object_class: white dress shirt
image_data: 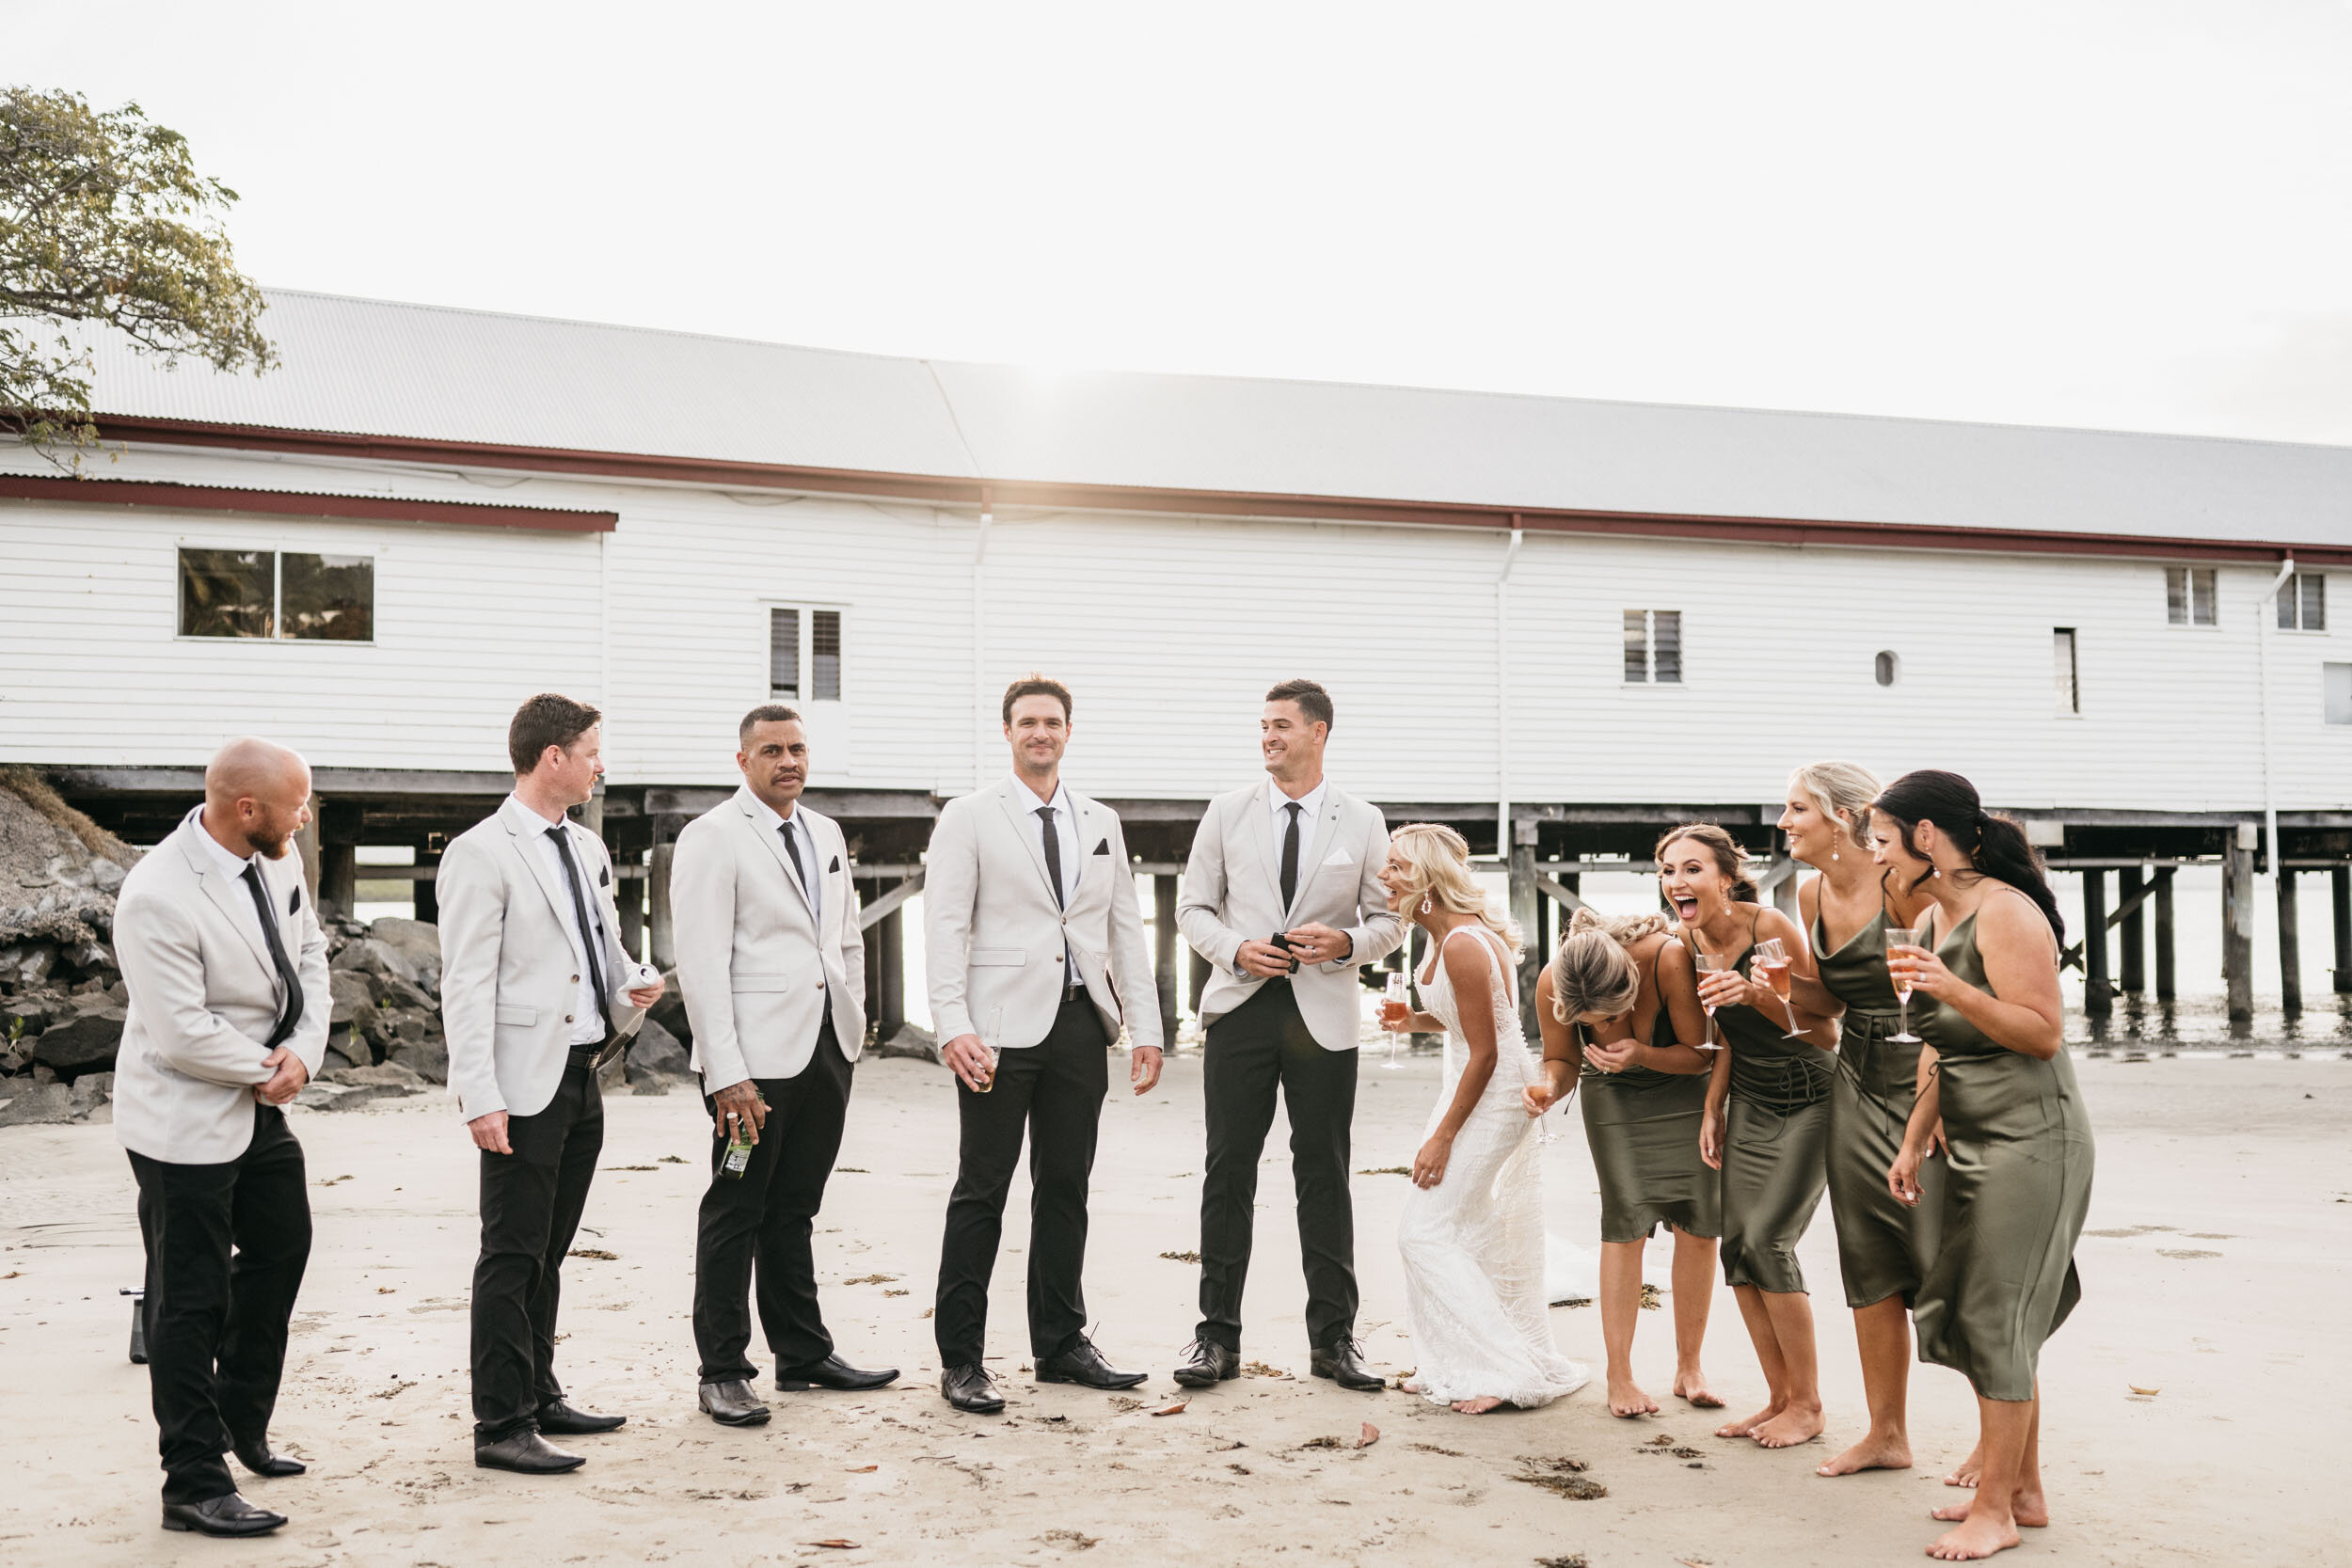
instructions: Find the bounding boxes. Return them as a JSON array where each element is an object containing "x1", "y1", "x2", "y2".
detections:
[
  {"x1": 186, "y1": 806, "x2": 276, "y2": 984},
  {"x1": 501, "y1": 794, "x2": 609, "y2": 1046},
  {"x1": 1270, "y1": 778, "x2": 1327, "y2": 906},
  {"x1": 749, "y1": 793, "x2": 821, "y2": 924},
  {"x1": 1018, "y1": 775, "x2": 1084, "y2": 992}
]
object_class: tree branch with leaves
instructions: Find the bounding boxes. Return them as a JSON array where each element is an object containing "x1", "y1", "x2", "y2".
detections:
[{"x1": 1, "y1": 87, "x2": 275, "y2": 462}]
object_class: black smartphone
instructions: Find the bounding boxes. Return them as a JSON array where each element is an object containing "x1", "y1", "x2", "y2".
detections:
[{"x1": 1268, "y1": 931, "x2": 1302, "y2": 974}]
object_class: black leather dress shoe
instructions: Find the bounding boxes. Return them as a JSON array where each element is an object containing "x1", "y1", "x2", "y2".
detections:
[
  {"x1": 776, "y1": 1354, "x2": 899, "y2": 1392},
  {"x1": 1310, "y1": 1338, "x2": 1385, "y2": 1392},
  {"x1": 941, "y1": 1363, "x2": 1005, "y2": 1414},
  {"x1": 699, "y1": 1379, "x2": 771, "y2": 1427},
  {"x1": 162, "y1": 1492, "x2": 287, "y2": 1536},
  {"x1": 535, "y1": 1399, "x2": 626, "y2": 1435},
  {"x1": 230, "y1": 1433, "x2": 306, "y2": 1477},
  {"x1": 474, "y1": 1430, "x2": 586, "y2": 1474},
  {"x1": 1172, "y1": 1338, "x2": 1241, "y2": 1388},
  {"x1": 1036, "y1": 1335, "x2": 1147, "y2": 1390}
]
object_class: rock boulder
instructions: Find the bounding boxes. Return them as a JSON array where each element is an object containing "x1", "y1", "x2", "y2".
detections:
[{"x1": 32, "y1": 995, "x2": 127, "y2": 1077}]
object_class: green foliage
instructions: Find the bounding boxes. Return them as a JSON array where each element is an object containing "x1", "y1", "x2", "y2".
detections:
[{"x1": 0, "y1": 87, "x2": 275, "y2": 462}]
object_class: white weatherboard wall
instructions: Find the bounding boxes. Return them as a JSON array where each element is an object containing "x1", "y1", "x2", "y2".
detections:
[{"x1": 4, "y1": 441, "x2": 2347, "y2": 813}]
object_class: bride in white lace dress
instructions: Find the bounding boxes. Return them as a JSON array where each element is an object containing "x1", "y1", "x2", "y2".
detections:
[{"x1": 1378, "y1": 824, "x2": 1590, "y2": 1414}]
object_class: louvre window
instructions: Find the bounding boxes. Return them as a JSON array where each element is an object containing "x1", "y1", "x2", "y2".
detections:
[
  {"x1": 1623, "y1": 610, "x2": 1682, "y2": 684},
  {"x1": 2279, "y1": 572, "x2": 2327, "y2": 631},
  {"x1": 2053, "y1": 628, "x2": 2079, "y2": 714},
  {"x1": 2166, "y1": 566, "x2": 2216, "y2": 626},
  {"x1": 178, "y1": 548, "x2": 373, "y2": 641},
  {"x1": 769, "y1": 605, "x2": 844, "y2": 701}
]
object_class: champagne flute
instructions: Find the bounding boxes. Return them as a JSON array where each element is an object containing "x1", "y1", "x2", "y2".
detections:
[
  {"x1": 1885, "y1": 927, "x2": 1928, "y2": 1043},
  {"x1": 1692, "y1": 949, "x2": 1725, "y2": 1051},
  {"x1": 1381, "y1": 971, "x2": 1410, "y2": 1069},
  {"x1": 1754, "y1": 936, "x2": 1800, "y2": 1038},
  {"x1": 975, "y1": 1006, "x2": 1003, "y2": 1093}
]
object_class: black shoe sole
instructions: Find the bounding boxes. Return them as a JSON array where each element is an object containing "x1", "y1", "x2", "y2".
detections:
[
  {"x1": 474, "y1": 1455, "x2": 587, "y2": 1474},
  {"x1": 1311, "y1": 1368, "x2": 1386, "y2": 1392},
  {"x1": 1171, "y1": 1365, "x2": 1240, "y2": 1388},
  {"x1": 774, "y1": 1377, "x2": 899, "y2": 1392},
  {"x1": 702, "y1": 1406, "x2": 771, "y2": 1427},
  {"x1": 163, "y1": 1518, "x2": 284, "y2": 1536},
  {"x1": 1035, "y1": 1369, "x2": 1149, "y2": 1389},
  {"x1": 945, "y1": 1396, "x2": 1007, "y2": 1414}
]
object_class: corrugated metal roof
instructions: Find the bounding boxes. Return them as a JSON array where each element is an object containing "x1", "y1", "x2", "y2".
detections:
[{"x1": 69, "y1": 288, "x2": 2352, "y2": 546}]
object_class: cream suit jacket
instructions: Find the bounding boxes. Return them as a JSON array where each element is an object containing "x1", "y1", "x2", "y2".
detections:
[
  {"x1": 1178, "y1": 780, "x2": 1404, "y2": 1052},
  {"x1": 112, "y1": 814, "x2": 332, "y2": 1164},
  {"x1": 437, "y1": 804, "x2": 653, "y2": 1122},
  {"x1": 672, "y1": 787, "x2": 866, "y2": 1090},
  {"x1": 925, "y1": 777, "x2": 1163, "y2": 1054}
]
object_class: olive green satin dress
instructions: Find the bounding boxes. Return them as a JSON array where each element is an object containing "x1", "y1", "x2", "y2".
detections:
[
  {"x1": 1815, "y1": 905, "x2": 1945, "y2": 1309},
  {"x1": 1576, "y1": 1005, "x2": 1721, "y2": 1243},
  {"x1": 1708, "y1": 933, "x2": 1833, "y2": 1294},
  {"x1": 1911, "y1": 911, "x2": 2094, "y2": 1402}
]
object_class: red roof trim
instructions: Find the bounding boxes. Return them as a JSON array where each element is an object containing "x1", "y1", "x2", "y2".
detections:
[
  {"x1": 0, "y1": 470, "x2": 618, "y2": 532},
  {"x1": 83, "y1": 414, "x2": 2344, "y2": 564}
]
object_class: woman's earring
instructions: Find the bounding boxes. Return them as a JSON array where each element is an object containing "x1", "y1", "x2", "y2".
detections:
[{"x1": 1418, "y1": 894, "x2": 1433, "y2": 915}]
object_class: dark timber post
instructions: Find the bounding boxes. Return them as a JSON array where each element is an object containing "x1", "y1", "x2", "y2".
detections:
[
  {"x1": 1188, "y1": 947, "x2": 1209, "y2": 1020},
  {"x1": 2222, "y1": 831, "x2": 2256, "y2": 1022},
  {"x1": 874, "y1": 902, "x2": 906, "y2": 1040},
  {"x1": 2332, "y1": 866, "x2": 2352, "y2": 994},
  {"x1": 1152, "y1": 873, "x2": 1181, "y2": 1047},
  {"x1": 2117, "y1": 864, "x2": 2145, "y2": 992},
  {"x1": 1508, "y1": 819, "x2": 1540, "y2": 1040},
  {"x1": 2277, "y1": 867, "x2": 2303, "y2": 1015},
  {"x1": 2081, "y1": 868, "x2": 2110, "y2": 1021},
  {"x1": 2152, "y1": 867, "x2": 2175, "y2": 1002},
  {"x1": 414, "y1": 848, "x2": 440, "y2": 925},
  {"x1": 648, "y1": 815, "x2": 682, "y2": 972},
  {"x1": 616, "y1": 860, "x2": 644, "y2": 962}
]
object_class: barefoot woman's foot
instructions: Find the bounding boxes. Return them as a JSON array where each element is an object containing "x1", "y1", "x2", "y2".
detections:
[
  {"x1": 1716, "y1": 1403, "x2": 1780, "y2": 1439},
  {"x1": 1606, "y1": 1376, "x2": 1661, "y2": 1418},
  {"x1": 1945, "y1": 1445, "x2": 1983, "y2": 1488},
  {"x1": 1673, "y1": 1370, "x2": 1724, "y2": 1409},
  {"x1": 1752, "y1": 1405, "x2": 1825, "y2": 1449},
  {"x1": 1932, "y1": 1492, "x2": 2045, "y2": 1528},
  {"x1": 1819, "y1": 1433, "x2": 1915, "y2": 1477},
  {"x1": 1926, "y1": 1512, "x2": 2023, "y2": 1560},
  {"x1": 1450, "y1": 1396, "x2": 1505, "y2": 1415}
]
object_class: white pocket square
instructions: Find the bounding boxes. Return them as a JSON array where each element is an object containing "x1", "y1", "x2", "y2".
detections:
[{"x1": 1321, "y1": 848, "x2": 1354, "y2": 866}]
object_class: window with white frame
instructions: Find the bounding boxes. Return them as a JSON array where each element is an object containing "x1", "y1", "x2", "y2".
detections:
[
  {"x1": 769, "y1": 606, "x2": 844, "y2": 701},
  {"x1": 2278, "y1": 572, "x2": 2327, "y2": 631},
  {"x1": 2166, "y1": 566, "x2": 2216, "y2": 626},
  {"x1": 178, "y1": 547, "x2": 374, "y2": 641},
  {"x1": 1623, "y1": 610, "x2": 1682, "y2": 684},
  {"x1": 2053, "y1": 627, "x2": 2079, "y2": 713}
]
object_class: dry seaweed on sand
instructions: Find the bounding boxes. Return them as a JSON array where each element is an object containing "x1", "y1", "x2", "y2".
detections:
[
  {"x1": 1297, "y1": 1434, "x2": 1348, "y2": 1450},
  {"x1": 1513, "y1": 1455, "x2": 1606, "y2": 1500},
  {"x1": 1638, "y1": 1283, "x2": 1663, "y2": 1310},
  {"x1": 1160, "y1": 1250, "x2": 1202, "y2": 1263},
  {"x1": 1535, "y1": 1557, "x2": 1589, "y2": 1568},
  {"x1": 1357, "y1": 1165, "x2": 1411, "y2": 1176},
  {"x1": 1636, "y1": 1434, "x2": 1705, "y2": 1460},
  {"x1": 1242, "y1": 1360, "x2": 1291, "y2": 1378}
]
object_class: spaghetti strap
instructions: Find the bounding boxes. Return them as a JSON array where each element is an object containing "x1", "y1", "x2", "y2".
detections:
[{"x1": 1438, "y1": 924, "x2": 1518, "y2": 1010}]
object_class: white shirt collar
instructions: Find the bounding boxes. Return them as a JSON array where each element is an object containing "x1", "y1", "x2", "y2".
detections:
[
  {"x1": 1015, "y1": 775, "x2": 1072, "y2": 816},
  {"x1": 1271, "y1": 778, "x2": 1327, "y2": 822},
  {"x1": 188, "y1": 805, "x2": 262, "y2": 883},
  {"x1": 500, "y1": 792, "x2": 571, "y2": 837},
  {"x1": 746, "y1": 791, "x2": 803, "y2": 834}
]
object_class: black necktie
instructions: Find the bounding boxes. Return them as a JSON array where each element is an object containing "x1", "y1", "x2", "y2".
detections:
[
  {"x1": 1279, "y1": 800, "x2": 1303, "y2": 911},
  {"x1": 548, "y1": 826, "x2": 614, "y2": 1037},
  {"x1": 778, "y1": 819, "x2": 813, "y2": 906},
  {"x1": 240, "y1": 863, "x2": 304, "y2": 1051},
  {"x1": 1036, "y1": 806, "x2": 1065, "y2": 911}
]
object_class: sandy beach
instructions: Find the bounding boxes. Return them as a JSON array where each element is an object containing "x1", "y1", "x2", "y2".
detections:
[{"x1": 2, "y1": 1049, "x2": 2344, "y2": 1568}]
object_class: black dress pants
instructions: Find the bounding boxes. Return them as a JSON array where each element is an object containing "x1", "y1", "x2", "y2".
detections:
[
  {"x1": 692, "y1": 1014, "x2": 853, "y2": 1381},
  {"x1": 127, "y1": 1103, "x2": 312, "y2": 1504},
  {"x1": 471, "y1": 1062, "x2": 603, "y2": 1440},
  {"x1": 933, "y1": 994, "x2": 1109, "y2": 1367},
  {"x1": 1196, "y1": 978, "x2": 1360, "y2": 1352}
]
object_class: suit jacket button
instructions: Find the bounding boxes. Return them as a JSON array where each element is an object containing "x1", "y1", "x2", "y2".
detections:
[
  {"x1": 564, "y1": 1013, "x2": 575, "y2": 1023},
  {"x1": 570, "y1": 974, "x2": 580, "y2": 984}
]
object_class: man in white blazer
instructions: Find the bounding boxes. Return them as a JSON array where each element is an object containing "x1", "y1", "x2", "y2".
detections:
[
  {"x1": 437, "y1": 693, "x2": 663, "y2": 1476},
  {"x1": 112, "y1": 736, "x2": 330, "y2": 1537},
  {"x1": 1173, "y1": 679, "x2": 1403, "y2": 1392},
  {"x1": 925, "y1": 674, "x2": 1165, "y2": 1413},
  {"x1": 671, "y1": 705, "x2": 897, "y2": 1428}
]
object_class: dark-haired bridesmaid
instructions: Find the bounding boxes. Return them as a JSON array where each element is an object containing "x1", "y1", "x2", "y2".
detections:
[
  {"x1": 1873, "y1": 769, "x2": 2092, "y2": 1563},
  {"x1": 1775, "y1": 763, "x2": 1942, "y2": 1481},
  {"x1": 1659, "y1": 824, "x2": 1838, "y2": 1450}
]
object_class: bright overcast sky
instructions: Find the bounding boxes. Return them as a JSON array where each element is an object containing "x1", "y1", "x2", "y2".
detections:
[{"x1": 10, "y1": 1, "x2": 2351, "y2": 444}]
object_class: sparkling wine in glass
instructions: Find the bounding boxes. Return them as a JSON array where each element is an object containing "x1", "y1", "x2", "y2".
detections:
[
  {"x1": 975, "y1": 1006, "x2": 1003, "y2": 1093},
  {"x1": 1692, "y1": 948, "x2": 1725, "y2": 1051},
  {"x1": 1885, "y1": 927, "x2": 1927, "y2": 1044},
  {"x1": 1754, "y1": 936, "x2": 1800, "y2": 1038},
  {"x1": 1381, "y1": 971, "x2": 1409, "y2": 1069}
]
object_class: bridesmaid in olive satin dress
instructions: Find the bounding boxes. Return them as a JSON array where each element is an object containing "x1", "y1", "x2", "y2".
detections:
[
  {"x1": 1662, "y1": 825, "x2": 1839, "y2": 1451},
  {"x1": 1873, "y1": 771, "x2": 2090, "y2": 1564},
  {"x1": 1775, "y1": 763, "x2": 1943, "y2": 1482}
]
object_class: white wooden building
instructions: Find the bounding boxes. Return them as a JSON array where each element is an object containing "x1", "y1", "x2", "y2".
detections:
[{"x1": 5, "y1": 290, "x2": 2349, "y2": 1028}]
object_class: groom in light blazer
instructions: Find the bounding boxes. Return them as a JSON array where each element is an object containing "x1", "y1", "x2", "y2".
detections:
[
  {"x1": 1174, "y1": 678, "x2": 1402, "y2": 1392},
  {"x1": 925, "y1": 673, "x2": 1164, "y2": 1414},
  {"x1": 671, "y1": 704, "x2": 897, "y2": 1430},
  {"x1": 438, "y1": 693, "x2": 662, "y2": 1476},
  {"x1": 113, "y1": 737, "x2": 329, "y2": 1538}
]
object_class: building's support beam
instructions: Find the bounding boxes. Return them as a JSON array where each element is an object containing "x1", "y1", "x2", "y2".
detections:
[
  {"x1": 293, "y1": 792, "x2": 323, "y2": 903},
  {"x1": 647, "y1": 815, "x2": 684, "y2": 972},
  {"x1": 1508, "y1": 820, "x2": 1540, "y2": 1038},
  {"x1": 2153, "y1": 866, "x2": 2175, "y2": 1002},
  {"x1": 2333, "y1": 867, "x2": 2352, "y2": 995},
  {"x1": 1532, "y1": 875, "x2": 1590, "y2": 915},
  {"x1": 856, "y1": 870, "x2": 925, "y2": 930},
  {"x1": 1188, "y1": 946, "x2": 1209, "y2": 1018},
  {"x1": 2081, "y1": 869, "x2": 2111, "y2": 1020},
  {"x1": 1762, "y1": 851, "x2": 1800, "y2": 919},
  {"x1": 615, "y1": 851, "x2": 644, "y2": 963},
  {"x1": 1152, "y1": 873, "x2": 1181, "y2": 1048},
  {"x1": 2222, "y1": 832, "x2": 2256, "y2": 1022},
  {"x1": 2278, "y1": 868, "x2": 2303, "y2": 1015},
  {"x1": 870, "y1": 904, "x2": 906, "y2": 1040},
  {"x1": 2116, "y1": 864, "x2": 2145, "y2": 993}
]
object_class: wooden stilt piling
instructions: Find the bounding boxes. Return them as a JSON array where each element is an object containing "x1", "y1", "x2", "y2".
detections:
[
  {"x1": 1153, "y1": 873, "x2": 1181, "y2": 1046},
  {"x1": 2278, "y1": 867, "x2": 2303, "y2": 1015},
  {"x1": 2332, "y1": 866, "x2": 2351, "y2": 995},
  {"x1": 2153, "y1": 866, "x2": 2175, "y2": 1002},
  {"x1": 2222, "y1": 831, "x2": 2256, "y2": 1022},
  {"x1": 2081, "y1": 868, "x2": 2111, "y2": 1020},
  {"x1": 2117, "y1": 864, "x2": 2145, "y2": 992}
]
